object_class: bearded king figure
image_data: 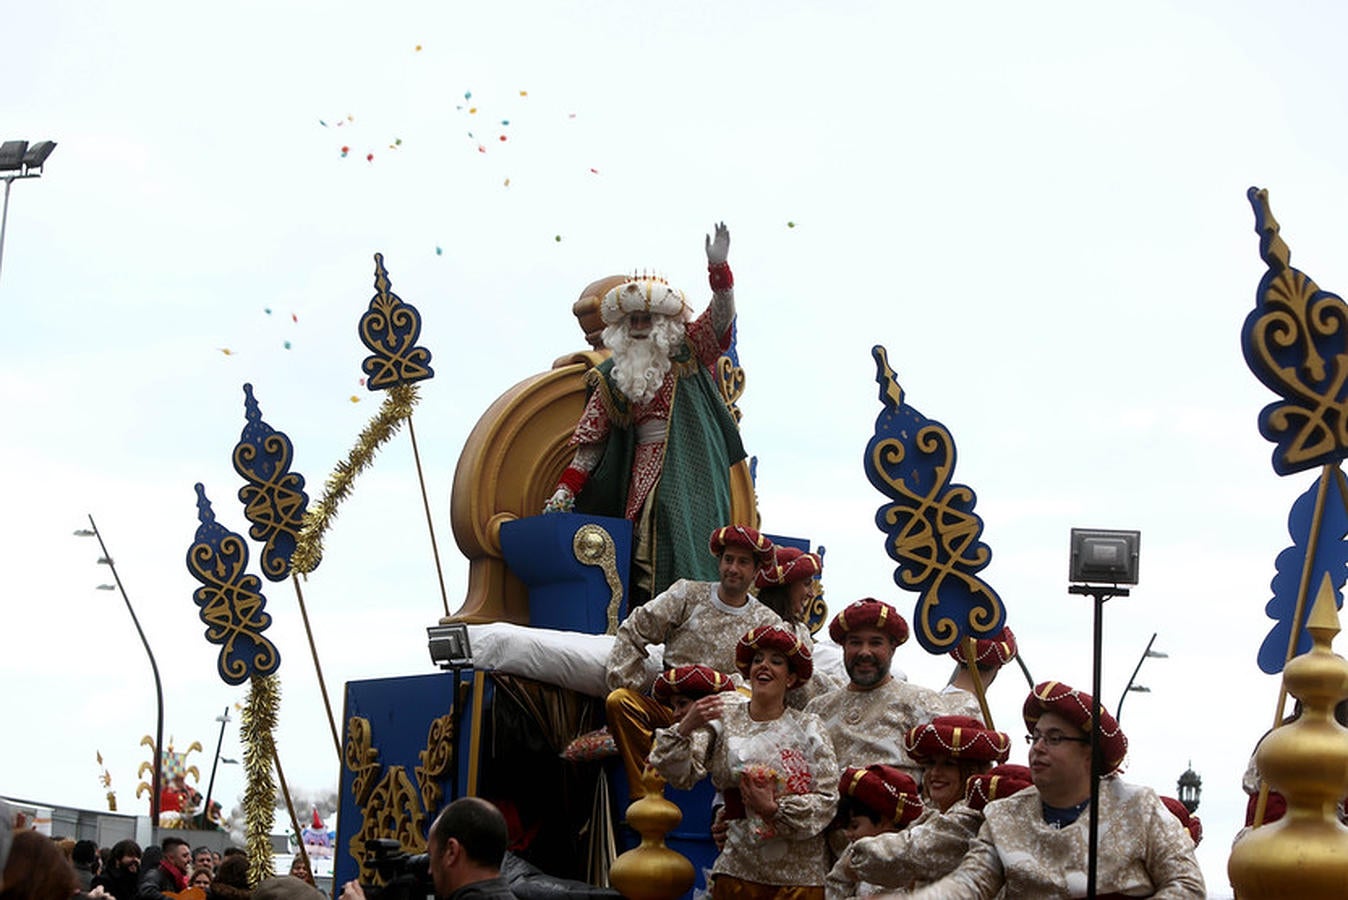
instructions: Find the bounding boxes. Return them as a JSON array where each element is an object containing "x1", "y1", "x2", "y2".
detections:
[{"x1": 544, "y1": 222, "x2": 746, "y2": 604}]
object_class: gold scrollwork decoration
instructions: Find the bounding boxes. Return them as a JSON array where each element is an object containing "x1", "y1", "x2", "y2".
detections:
[
  {"x1": 416, "y1": 714, "x2": 456, "y2": 818},
  {"x1": 1243, "y1": 188, "x2": 1348, "y2": 475},
  {"x1": 716, "y1": 355, "x2": 746, "y2": 424},
  {"x1": 865, "y1": 344, "x2": 1004, "y2": 654},
  {"x1": 349, "y1": 766, "x2": 428, "y2": 885},
  {"x1": 345, "y1": 717, "x2": 381, "y2": 809},
  {"x1": 359, "y1": 253, "x2": 435, "y2": 391},
  {"x1": 573, "y1": 524, "x2": 623, "y2": 634}
]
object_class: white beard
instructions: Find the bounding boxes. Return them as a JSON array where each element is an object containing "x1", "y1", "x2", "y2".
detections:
[{"x1": 605, "y1": 316, "x2": 685, "y2": 406}]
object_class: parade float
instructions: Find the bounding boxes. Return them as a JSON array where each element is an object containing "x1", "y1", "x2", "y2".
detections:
[{"x1": 176, "y1": 194, "x2": 1348, "y2": 899}]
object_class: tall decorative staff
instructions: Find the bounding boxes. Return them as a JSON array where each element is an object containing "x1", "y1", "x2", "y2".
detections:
[
  {"x1": 1237, "y1": 187, "x2": 1348, "y2": 830},
  {"x1": 185, "y1": 484, "x2": 308, "y2": 885},
  {"x1": 233, "y1": 383, "x2": 339, "y2": 757},
  {"x1": 293, "y1": 253, "x2": 445, "y2": 614},
  {"x1": 863, "y1": 345, "x2": 1007, "y2": 726}
]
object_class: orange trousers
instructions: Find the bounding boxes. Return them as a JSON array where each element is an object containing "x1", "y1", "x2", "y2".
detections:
[
  {"x1": 711, "y1": 875, "x2": 824, "y2": 900},
  {"x1": 606, "y1": 687, "x2": 675, "y2": 797}
]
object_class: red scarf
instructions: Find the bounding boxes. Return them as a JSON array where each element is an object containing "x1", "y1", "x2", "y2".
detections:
[{"x1": 160, "y1": 859, "x2": 188, "y2": 891}]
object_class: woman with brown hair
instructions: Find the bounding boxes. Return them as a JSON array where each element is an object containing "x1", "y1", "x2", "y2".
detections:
[
  {"x1": 650, "y1": 623, "x2": 839, "y2": 900},
  {"x1": 0, "y1": 831, "x2": 79, "y2": 900}
]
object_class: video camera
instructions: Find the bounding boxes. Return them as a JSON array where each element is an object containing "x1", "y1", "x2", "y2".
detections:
[{"x1": 359, "y1": 838, "x2": 433, "y2": 900}]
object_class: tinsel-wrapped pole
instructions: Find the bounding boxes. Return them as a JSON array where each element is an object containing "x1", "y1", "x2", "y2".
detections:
[
  {"x1": 293, "y1": 383, "x2": 418, "y2": 576},
  {"x1": 296, "y1": 252, "x2": 448, "y2": 614},
  {"x1": 241, "y1": 674, "x2": 280, "y2": 884},
  {"x1": 186, "y1": 484, "x2": 292, "y2": 885}
]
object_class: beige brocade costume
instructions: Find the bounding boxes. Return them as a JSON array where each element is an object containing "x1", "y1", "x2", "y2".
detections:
[
  {"x1": 649, "y1": 703, "x2": 840, "y2": 887},
  {"x1": 826, "y1": 804, "x2": 983, "y2": 900},
  {"x1": 606, "y1": 579, "x2": 782, "y2": 692},
  {"x1": 804, "y1": 678, "x2": 982, "y2": 776},
  {"x1": 905, "y1": 779, "x2": 1205, "y2": 899}
]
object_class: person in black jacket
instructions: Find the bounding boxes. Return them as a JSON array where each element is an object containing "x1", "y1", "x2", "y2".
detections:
[
  {"x1": 137, "y1": 837, "x2": 189, "y2": 899},
  {"x1": 341, "y1": 797, "x2": 515, "y2": 900},
  {"x1": 91, "y1": 840, "x2": 141, "y2": 900}
]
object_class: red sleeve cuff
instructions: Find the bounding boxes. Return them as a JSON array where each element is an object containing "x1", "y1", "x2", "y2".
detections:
[
  {"x1": 708, "y1": 262, "x2": 733, "y2": 292},
  {"x1": 559, "y1": 466, "x2": 589, "y2": 494}
]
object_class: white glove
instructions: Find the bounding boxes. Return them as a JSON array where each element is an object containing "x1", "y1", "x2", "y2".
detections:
[
  {"x1": 543, "y1": 485, "x2": 575, "y2": 514},
  {"x1": 705, "y1": 221, "x2": 730, "y2": 265}
]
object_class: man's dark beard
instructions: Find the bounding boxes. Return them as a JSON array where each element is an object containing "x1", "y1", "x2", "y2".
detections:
[{"x1": 845, "y1": 654, "x2": 889, "y2": 688}]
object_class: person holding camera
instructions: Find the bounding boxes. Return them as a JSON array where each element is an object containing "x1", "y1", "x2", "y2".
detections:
[{"x1": 340, "y1": 798, "x2": 515, "y2": 900}]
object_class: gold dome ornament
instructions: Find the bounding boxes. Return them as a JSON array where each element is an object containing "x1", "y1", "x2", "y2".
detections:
[
  {"x1": 608, "y1": 767, "x2": 695, "y2": 900},
  {"x1": 1228, "y1": 573, "x2": 1348, "y2": 898}
]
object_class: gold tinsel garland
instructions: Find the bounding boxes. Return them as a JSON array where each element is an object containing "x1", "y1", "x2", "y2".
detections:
[
  {"x1": 292, "y1": 383, "x2": 419, "y2": 574},
  {"x1": 242, "y1": 673, "x2": 280, "y2": 887}
]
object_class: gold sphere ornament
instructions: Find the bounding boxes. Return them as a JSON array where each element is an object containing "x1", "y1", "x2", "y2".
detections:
[
  {"x1": 1229, "y1": 575, "x2": 1348, "y2": 898},
  {"x1": 608, "y1": 767, "x2": 696, "y2": 900}
]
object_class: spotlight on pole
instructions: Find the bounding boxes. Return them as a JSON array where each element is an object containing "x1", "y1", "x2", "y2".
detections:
[{"x1": 1068, "y1": 526, "x2": 1141, "y2": 900}]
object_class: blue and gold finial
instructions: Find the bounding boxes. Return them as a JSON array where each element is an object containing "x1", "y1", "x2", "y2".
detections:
[
  {"x1": 1242, "y1": 187, "x2": 1348, "y2": 474},
  {"x1": 359, "y1": 253, "x2": 435, "y2": 390},
  {"x1": 186, "y1": 483, "x2": 281, "y2": 685},
  {"x1": 234, "y1": 384, "x2": 314, "y2": 581},
  {"x1": 863, "y1": 345, "x2": 1005, "y2": 653}
]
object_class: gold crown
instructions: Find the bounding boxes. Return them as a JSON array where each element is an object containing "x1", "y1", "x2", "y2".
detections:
[{"x1": 627, "y1": 269, "x2": 668, "y2": 285}]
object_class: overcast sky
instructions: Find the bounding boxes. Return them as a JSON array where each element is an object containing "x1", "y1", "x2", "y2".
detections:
[{"x1": 7, "y1": 2, "x2": 1348, "y2": 894}]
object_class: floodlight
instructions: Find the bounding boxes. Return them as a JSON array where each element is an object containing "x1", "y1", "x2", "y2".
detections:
[
  {"x1": 427, "y1": 623, "x2": 472, "y2": 669},
  {"x1": 0, "y1": 141, "x2": 27, "y2": 171},
  {"x1": 22, "y1": 141, "x2": 56, "y2": 170},
  {"x1": 1069, "y1": 528, "x2": 1140, "y2": 585}
]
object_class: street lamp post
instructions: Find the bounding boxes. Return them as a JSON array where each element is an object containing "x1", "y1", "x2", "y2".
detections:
[
  {"x1": 1116, "y1": 632, "x2": 1169, "y2": 722},
  {"x1": 76, "y1": 515, "x2": 164, "y2": 824},
  {"x1": 0, "y1": 139, "x2": 57, "y2": 286},
  {"x1": 200, "y1": 707, "x2": 232, "y2": 829}
]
